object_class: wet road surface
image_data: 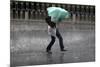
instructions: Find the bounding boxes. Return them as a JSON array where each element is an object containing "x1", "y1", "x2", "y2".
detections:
[{"x1": 10, "y1": 20, "x2": 95, "y2": 67}]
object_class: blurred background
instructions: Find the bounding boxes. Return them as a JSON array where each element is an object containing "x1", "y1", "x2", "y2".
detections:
[{"x1": 10, "y1": 0, "x2": 95, "y2": 24}]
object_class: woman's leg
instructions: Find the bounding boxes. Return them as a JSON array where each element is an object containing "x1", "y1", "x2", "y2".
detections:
[
  {"x1": 46, "y1": 36, "x2": 56, "y2": 52},
  {"x1": 56, "y1": 29, "x2": 65, "y2": 51}
]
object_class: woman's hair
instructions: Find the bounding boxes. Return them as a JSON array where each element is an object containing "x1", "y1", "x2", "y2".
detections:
[{"x1": 45, "y1": 16, "x2": 56, "y2": 28}]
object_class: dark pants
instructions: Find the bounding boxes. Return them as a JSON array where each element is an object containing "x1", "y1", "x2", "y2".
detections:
[{"x1": 47, "y1": 29, "x2": 64, "y2": 51}]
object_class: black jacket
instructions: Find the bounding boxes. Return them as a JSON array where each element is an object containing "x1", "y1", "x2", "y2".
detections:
[{"x1": 45, "y1": 16, "x2": 56, "y2": 28}]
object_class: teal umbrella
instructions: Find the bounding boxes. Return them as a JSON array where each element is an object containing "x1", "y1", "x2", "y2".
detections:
[{"x1": 47, "y1": 7, "x2": 70, "y2": 23}]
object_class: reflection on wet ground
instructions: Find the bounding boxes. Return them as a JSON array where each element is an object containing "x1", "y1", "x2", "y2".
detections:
[{"x1": 10, "y1": 21, "x2": 95, "y2": 66}]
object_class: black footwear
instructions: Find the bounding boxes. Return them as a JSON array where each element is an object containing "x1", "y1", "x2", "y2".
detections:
[
  {"x1": 61, "y1": 49, "x2": 67, "y2": 51},
  {"x1": 46, "y1": 49, "x2": 52, "y2": 53}
]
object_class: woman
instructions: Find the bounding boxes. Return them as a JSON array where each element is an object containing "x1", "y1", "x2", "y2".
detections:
[{"x1": 45, "y1": 16, "x2": 67, "y2": 53}]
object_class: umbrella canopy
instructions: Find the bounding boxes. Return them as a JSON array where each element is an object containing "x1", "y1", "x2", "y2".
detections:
[{"x1": 47, "y1": 7, "x2": 70, "y2": 23}]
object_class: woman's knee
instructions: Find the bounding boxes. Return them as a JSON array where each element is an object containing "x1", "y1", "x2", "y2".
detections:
[
  {"x1": 58, "y1": 36, "x2": 63, "y2": 40},
  {"x1": 51, "y1": 36, "x2": 56, "y2": 41}
]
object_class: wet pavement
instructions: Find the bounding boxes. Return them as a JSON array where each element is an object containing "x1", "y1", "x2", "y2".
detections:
[{"x1": 10, "y1": 20, "x2": 95, "y2": 67}]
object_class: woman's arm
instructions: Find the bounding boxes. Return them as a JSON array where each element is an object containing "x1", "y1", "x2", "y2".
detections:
[{"x1": 45, "y1": 16, "x2": 56, "y2": 28}]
